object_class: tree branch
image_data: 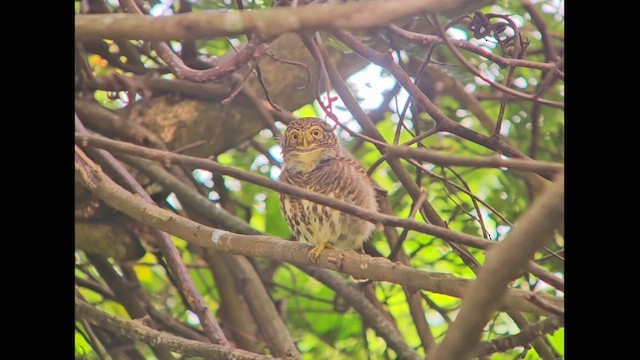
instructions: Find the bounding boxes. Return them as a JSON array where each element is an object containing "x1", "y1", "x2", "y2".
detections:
[
  {"x1": 224, "y1": 254, "x2": 301, "y2": 358},
  {"x1": 76, "y1": 134, "x2": 496, "y2": 250},
  {"x1": 86, "y1": 255, "x2": 175, "y2": 360},
  {"x1": 76, "y1": 0, "x2": 488, "y2": 41},
  {"x1": 77, "y1": 133, "x2": 564, "y2": 291},
  {"x1": 328, "y1": 29, "x2": 540, "y2": 161},
  {"x1": 131, "y1": 150, "x2": 430, "y2": 359},
  {"x1": 76, "y1": 298, "x2": 280, "y2": 360},
  {"x1": 474, "y1": 316, "x2": 563, "y2": 357},
  {"x1": 75, "y1": 276, "x2": 116, "y2": 300},
  {"x1": 120, "y1": 154, "x2": 261, "y2": 235},
  {"x1": 383, "y1": 144, "x2": 562, "y2": 176},
  {"x1": 431, "y1": 16, "x2": 563, "y2": 109},
  {"x1": 84, "y1": 74, "x2": 233, "y2": 101},
  {"x1": 302, "y1": 267, "x2": 422, "y2": 360},
  {"x1": 75, "y1": 146, "x2": 564, "y2": 317},
  {"x1": 128, "y1": 152, "x2": 296, "y2": 355},
  {"x1": 521, "y1": 0, "x2": 559, "y2": 62},
  {"x1": 387, "y1": 23, "x2": 562, "y2": 77},
  {"x1": 76, "y1": 133, "x2": 564, "y2": 292},
  {"x1": 430, "y1": 175, "x2": 564, "y2": 360},
  {"x1": 123, "y1": 149, "x2": 424, "y2": 358},
  {"x1": 76, "y1": 117, "x2": 229, "y2": 345}
]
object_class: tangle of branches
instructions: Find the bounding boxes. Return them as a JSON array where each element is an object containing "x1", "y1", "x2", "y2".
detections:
[{"x1": 75, "y1": 1, "x2": 564, "y2": 359}]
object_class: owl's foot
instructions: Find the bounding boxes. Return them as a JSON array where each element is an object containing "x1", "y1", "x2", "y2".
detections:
[{"x1": 308, "y1": 243, "x2": 332, "y2": 262}]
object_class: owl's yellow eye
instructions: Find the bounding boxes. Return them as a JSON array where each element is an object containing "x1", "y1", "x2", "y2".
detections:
[{"x1": 311, "y1": 129, "x2": 321, "y2": 138}]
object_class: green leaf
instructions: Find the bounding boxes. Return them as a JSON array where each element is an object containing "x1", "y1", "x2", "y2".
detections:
[{"x1": 265, "y1": 192, "x2": 291, "y2": 238}]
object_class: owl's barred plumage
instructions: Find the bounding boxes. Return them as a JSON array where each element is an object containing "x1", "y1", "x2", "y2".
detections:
[{"x1": 278, "y1": 117, "x2": 378, "y2": 261}]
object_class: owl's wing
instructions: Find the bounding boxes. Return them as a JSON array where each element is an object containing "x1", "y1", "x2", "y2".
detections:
[{"x1": 338, "y1": 145, "x2": 386, "y2": 196}]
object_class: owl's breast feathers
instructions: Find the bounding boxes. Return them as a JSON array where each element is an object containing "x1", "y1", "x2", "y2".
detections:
[{"x1": 279, "y1": 156, "x2": 377, "y2": 250}]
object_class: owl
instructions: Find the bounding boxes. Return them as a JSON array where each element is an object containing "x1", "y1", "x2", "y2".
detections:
[{"x1": 278, "y1": 117, "x2": 378, "y2": 261}]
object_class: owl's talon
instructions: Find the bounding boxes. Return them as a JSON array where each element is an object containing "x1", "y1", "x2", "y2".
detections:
[{"x1": 308, "y1": 243, "x2": 329, "y2": 263}]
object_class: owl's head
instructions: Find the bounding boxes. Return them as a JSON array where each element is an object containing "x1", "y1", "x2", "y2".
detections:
[{"x1": 281, "y1": 118, "x2": 339, "y2": 173}]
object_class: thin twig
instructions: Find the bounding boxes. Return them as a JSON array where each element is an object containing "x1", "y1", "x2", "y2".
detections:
[
  {"x1": 430, "y1": 176, "x2": 564, "y2": 360},
  {"x1": 76, "y1": 276, "x2": 116, "y2": 300},
  {"x1": 365, "y1": 127, "x2": 439, "y2": 177},
  {"x1": 387, "y1": 23, "x2": 562, "y2": 77},
  {"x1": 253, "y1": 60, "x2": 282, "y2": 111},
  {"x1": 526, "y1": 293, "x2": 565, "y2": 317},
  {"x1": 327, "y1": 29, "x2": 538, "y2": 161},
  {"x1": 474, "y1": 316, "x2": 563, "y2": 357},
  {"x1": 87, "y1": 255, "x2": 175, "y2": 360},
  {"x1": 443, "y1": 167, "x2": 491, "y2": 240},
  {"x1": 384, "y1": 144, "x2": 562, "y2": 176},
  {"x1": 76, "y1": 291, "x2": 110, "y2": 360},
  {"x1": 221, "y1": 65, "x2": 255, "y2": 106},
  {"x1": 421, "y1": 293, "x2": 453, "y2": 324},
  {"x1": 431, "y1": 15, "x2": 563, "y2": 109},
  {"x1": 250, "y1": 138, "x2": 281, "y2": 168},
  {"x1": 237, "y1": 80, "x2": 281, "y2": 136},
  {"x1": 266, "y1": 50, "x2": 311, "y2": 90},
  {"x1": 521, "y1": 0, "x2": 558, "y2": 62},
  {"x1": 494, "y1": 65, "x2": 516, "y2": 136},
  {"x1": 76, "y1": 298, "x2": 279, "y2": 360},
  {"x1": 388, "y1": 190, "x2": 427, "y2": 260},
  {"x1": 408, "y1": 159, "x2": 511, "y2": 225}
]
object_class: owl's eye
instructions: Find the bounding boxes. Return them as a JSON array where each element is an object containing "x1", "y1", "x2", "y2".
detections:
[
  {"x1": 311, "y1": 129, "x2": 321, "y2": 137},
  {"x1": 291, "y1": 133, "x2": 299, "y2": 141}
]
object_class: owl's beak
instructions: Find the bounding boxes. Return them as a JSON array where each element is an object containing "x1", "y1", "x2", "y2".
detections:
[{"x1": 301, "y1": 133, "x2": 314, "y2": 149}]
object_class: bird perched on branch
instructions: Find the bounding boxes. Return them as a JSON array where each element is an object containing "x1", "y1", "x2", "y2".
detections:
[{"x1": 278, "y1": 117, "x2": 378, "y2": 261}]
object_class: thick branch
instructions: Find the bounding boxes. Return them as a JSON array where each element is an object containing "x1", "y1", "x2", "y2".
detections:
[
  {"x1": 76, "y1": 299, "x2": 279, "y2": 360},
  {"x1": 153, "y1": 35, "x2": 270, "y2": 83},
  {"x1": 125, "y1": 152, "x2": 423, "y2": 358},
  {"x1": 225, "y1": 255, "x2": 301, "y2": 359},
  {"x1": 123, "y1": 152, "x2": 296, "y2": 355},
  {"x1": 77, "y1": 134, "x2": 564, "y2": 291},
  {"x1": 76, "y1": 0, "x2": 487, "y2": 41},
  {"x1": 75, "y1": 148, "x2": 563, "y2": 317},
  {"x1": 430, "y1": 175, "x2": 564, "y2": 360},
  {"x1": 76, "y1": 134, "x2": 496, "y2": 250},
  {"x1": 85, "y1": 74, "x2": 234, "y2": 100}
]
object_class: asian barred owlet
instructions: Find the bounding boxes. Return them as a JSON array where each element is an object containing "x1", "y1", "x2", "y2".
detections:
[{"x1": 278, "y1": 117, "x2": 378, "y2": 260}]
